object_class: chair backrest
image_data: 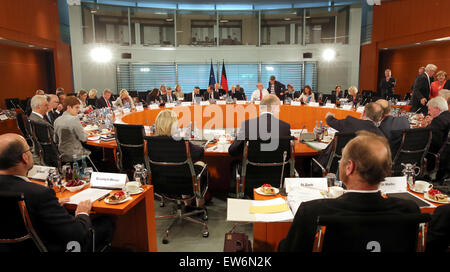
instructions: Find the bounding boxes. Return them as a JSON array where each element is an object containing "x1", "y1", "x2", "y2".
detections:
[
  {"x1": 314, "y1": 213, "x2": 431, "y2": 252},
  {"x1": 138, "y1": 92, "x2": 147, "y2": 104},
  {"x1": 15, "y1": 112, "x2": 32, "y2": 138},
  {"x1": 392, "y1": 128, "x2": 432, "y2": 176},
  {"x1": 128, "y1": 91, "x2": 138, "y2": 98},
  {"x1": 184, "y1": 93, "x2": 193, "y2": 102},
  {"x1": 362, "y1": 90, "x2": 373, "y2": 98},
  {"x1": 114, "y1": 123, "x2": 148, "y2": 171},
  {"x1": 29, "y1": 121, "x2": 60, "y2": 168},
  {"x1": 344, "y1": 89, "x2": 349, "y2": 98},
  {"x1": 145, "y1": 136, "x2": 197, "y2": 196},
  {"x1": 87, "y1": 98, "x2": 97, "y2": 107},
  {"x1": 0, "y1": 192, "x2": 47, "y2": 252},
  {"x1": 326, "y1": 132, "x2": 357, "y2": 174},
  {"x1": 241, "y1": 137, "x2": 295, "y2": 195}
]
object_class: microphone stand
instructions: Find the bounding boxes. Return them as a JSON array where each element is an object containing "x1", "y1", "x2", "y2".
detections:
[{"x1": 279, "y1": 151, "x2": 288, "y2": 196}]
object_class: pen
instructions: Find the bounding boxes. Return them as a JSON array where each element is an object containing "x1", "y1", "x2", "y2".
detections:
[{"x1": 97, "y1": 193, "x2": 110, "y2": 202}]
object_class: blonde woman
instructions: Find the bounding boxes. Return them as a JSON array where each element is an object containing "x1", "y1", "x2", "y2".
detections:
[
  {"x1": 113, "y1": 89, "x2": 135, "y2": 109},
  {"x1": 348, "y1": 86, "x2": 361, "y2": 104},
  {"x1": 174, "y1": 84, "x2": 184, "y2": 100},
  {"x1": 88, "y1": 89, "x2": 97, "y2": 99},
  {"x1": 154, "y1": 109, "x2": 207, "y2": 208}
]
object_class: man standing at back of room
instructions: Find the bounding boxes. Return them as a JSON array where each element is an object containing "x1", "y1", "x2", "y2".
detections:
[
  {"x1": 267, "y1": 75, "x2": 286, "y2": 101},
  {"x1": 411, "y1": 64, "x2": 437, "y2": 114}
]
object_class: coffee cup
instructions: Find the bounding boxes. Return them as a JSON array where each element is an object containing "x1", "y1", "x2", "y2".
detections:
[
  {"x1": 126, "y1": 181, "x2": 141, "y2": 193},
  {"x1": 101, "y1": 129, "x2": 109, "y2": 134},
  {"x1": 328, "y1": 186, "x2": 344, "y2": 198},
  {"x1": 413, "y1": 180, "x2": 433, "y2": 193}
]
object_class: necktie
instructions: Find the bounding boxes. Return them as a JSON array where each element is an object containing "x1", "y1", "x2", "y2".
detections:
[
  {"x1": 168, "y1": 95, "x2": 171, "y2": 103},
  {"x1": 106, "y1": 98, "x2": 111, "y2": 108},
  {"x1": 260, "y1": 89, "x2": 262, "y2": 100}
]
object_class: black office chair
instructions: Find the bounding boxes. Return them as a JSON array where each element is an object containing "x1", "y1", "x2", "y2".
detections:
[
  {"x1": 312, "y1": 132, "x2": 357, "y2": 177},
  {"x1": 426, "y1": 135, "x2": 450, "y2": 182},
  {"x1": 138, "y1": 92, "x2": 148, "y2": 105},
  {"x1": 404, "y1": 93, "x2": 412, "y2": 101},
  {"x1": 145, "y1": 136, "x2": 209, "y2": 244},
  {"x1": 344, "y1": 89, "x2": 349, "y2": 98},
  {"x1": 29, "y1": 120, "x2": 62, "y2": 169},
  {"x1": 184, "y1": 93, "x2": 193, "y2": 102},
  {"x1": 0, "y1": 192, "x2": 48, "y2": 252},
  {"x1": 128, "y1": 91, "x2": 138, "y2": 98},
  {"x1": 113, "y1": 123, "x2": 149, "y2": 179},
  {"x1": 15, "y1": 112, "x2": 34, "y2": 149},
  {"x1": 391, "y1": 128, "x2": 432, "y2": 177},
  {"x1": 313, "y1": 213, "x2": 431, "y2": 252},
  {"x1": 236, "y1": 137, "x2": 296, "y2": 198},
  {"x1": 313, "y1": 92, "x2": 319, "y2": 102},
  {"x1": 322, "y1": 94, "x2": 332, "y2": 104}
]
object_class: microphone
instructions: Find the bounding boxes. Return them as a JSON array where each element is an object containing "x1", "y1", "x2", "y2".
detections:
[
  {"x1": 10, "y1": 100, "x2": 24, "y2": 112},
  {"x1": 279, "y1": 151, "x2": 288, "y2": 189},
  {"x1": 298, "y1": 124, "x2": 307, "y2": 143}
]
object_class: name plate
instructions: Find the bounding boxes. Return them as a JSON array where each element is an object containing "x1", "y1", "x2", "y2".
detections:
[
  {"x1": 279, "y1": 101, "x2": 283, "y2": 105},
  {"x1": 90, "y1": 172, "x2": 128, "y2": 189},
  {"x1": 149, "y1": 104, "x2": 160, "y2": 110},
  {"x1": 308, "y1": 102, "x2": 320, "y2": 107},
  {"x1": 200, "y1": 101, "x2": 210, "y2": 106},
  {"x1": 324, "y1": 103, "x2": 336, "y2": 108},
  {"x1": 165, "y1": 103, "x2": 175, "y2": 108},
  {"x1": 356, "y1": 106, "x2": 365, "y2": 113},
  {"x1": 236, "y1": 100, "x2": 246, "y2": 105},
  {"x1": 136, "y1": 105, "x2": 144, "y2": 112},
  {"x1": 291, "y1": 101, "x2": 301, "y2": 106},
  {"x1": 216, "y1": 100, "x2": 227, "y2": 105},
  {"x1": 27, "y1": 165, "x2": 56, "y2": 180},
  {"x1": 342, "y1": 105, "x2": 353, "y2": 110},
  {"x1": 379, "y1": 176, "x2": 407, "y2": 194},
  {"x1": 122, "y1": 108, "x2": 131, "y2": 114},
  {"x1": 181, "y1": 102, "x2": 192, "y2": 106},
  {"x1": 0, "y1": 114, "x2": 7, "y2": 121},
  {"x1": 253, "y1": 100, "x2": 260, "y2": 105},
  {"x1": 284, "y1": 178, "x2": 328, "y2": 193}
]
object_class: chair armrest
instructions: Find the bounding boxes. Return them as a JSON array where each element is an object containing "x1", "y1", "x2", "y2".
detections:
[
  {"x1": 196, "y1": 163, "x2": 208, "y2": 179},
  {"x1": 312, "y1": 158, "x2": 327, "y2": 176}
]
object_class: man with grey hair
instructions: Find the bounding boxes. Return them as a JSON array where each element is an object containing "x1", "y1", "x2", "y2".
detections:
[
  {"x1": 411, "y1": 63, "x2": 437, "y2": 114},
  {"x1": 29, "y1": 95, "x2": 52, "y2": 128},
  {"x1": 425, "y1": 96, "x2": 449, "y2": 154},
  {"x1": 229, "y1": 94, "x2": 291, "y2": 156}
]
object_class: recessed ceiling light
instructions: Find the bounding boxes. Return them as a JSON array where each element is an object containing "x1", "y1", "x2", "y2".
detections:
[
  {"x1": 165, "y1": 18, "x2": 174, "y2": 22},
  {"x1": 91, "y1": 10, "x2": 97, "y2": 14},
  {"x1": 220, "y1": 20, "x2": 229, "y2": 23},
  {"x1": 28, "y1": 45, "x2": 35, "y2": 48},
  {"x1": 284, "y1": 18, "x2": 291, "y2": 21}
]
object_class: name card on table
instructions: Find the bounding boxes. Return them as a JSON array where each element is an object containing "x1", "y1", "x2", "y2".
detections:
[
  {"x1": 90, "y1": 172, "x2": 128, "y2": 190},
  {"x1": 356, "y1": 106, "x2": 365, "y2": 113},
  {"x1": 181, "y1": 102, "x2": 192, "y2": 107},
  {"x1": 200, "y1": 101, "x2": 210, "y2": 106},
  {"x1": 308, "y1": 102, "x2": 320, "y2": 107},
  {"x1": 149, "y1": 104, "x2": 160, "y2": 110},
  {"x1": 253, "y1": 100, "x2": 260, "y2": 105},
  {"x1": 136, "y1": 105, "x2": 144, "y2": 112},
  {"x1": 379, "y1": 176, "x2": 407, "y2": 194},
  {"x1": 291, "y1": 101, "x2": 301, "y2": 106},
  {"x1": 397, "y1": 101, "x2": 407, "y2": 106},
  {"x1": 279, "y1": 101, "x2": 283, "y2": 105},
  {"x1": 216, "y1": 100, "x2": 227, "y2": 105},
  {"x1": 324, "y1": 103, "x2": 336, "y2": 108},
  {"x1": 27, "y1": 165, "x2": 56, "y2": 181},
  {"x1": 113, "y1": 110, "x2": 121, "y2": 116},
  {"x1": 284, "y1": 178, "x2": 328, "y2": 193},
  {"x1": 236, "y1": 100, "x2": 247, "y2": 105},
  {"x1": 123, "y1": 108, "x2": 131, "y2": 114},
  {"x1": 0, "y1": 114, "x2": 7, "y2": 121},
  {"x1": 165, "y1": 103, "x2": 175, "y2": 108},
  {"x1": 342, "y1": 105, "x2": 353, "y2": 110}
]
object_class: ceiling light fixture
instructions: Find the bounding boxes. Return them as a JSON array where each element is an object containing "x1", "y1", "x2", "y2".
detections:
[
  {"x1": 322, "y1": 48, "x2": 336, "y2": 61},
  {"x1": 90, "y1": 47, "x2": 112, "y2": 63}
]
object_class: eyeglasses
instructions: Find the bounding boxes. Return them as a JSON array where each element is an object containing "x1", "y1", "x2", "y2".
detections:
[{"x1": 22, "y1": 148, "x2": 32, "y2": 154}]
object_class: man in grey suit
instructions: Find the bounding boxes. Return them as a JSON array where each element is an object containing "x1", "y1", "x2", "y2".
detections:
[{"x1": 29, "y1": 95, "x2": 54, "y2": 137}]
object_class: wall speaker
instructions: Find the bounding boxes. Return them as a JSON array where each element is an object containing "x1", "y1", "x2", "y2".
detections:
[
  {"x1": 303, "y1": 52, "x2": 313, "y2": 58},
  {"x1": 121, "y1": 53, "x2": 132, "y2": 59}
]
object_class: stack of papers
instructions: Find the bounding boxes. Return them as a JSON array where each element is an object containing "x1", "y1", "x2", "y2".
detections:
[
  {"x1": 66, "y1": 188, "x2": 111, "y2": 205},
  {"x1": 227, "y1": 198, "x2": 294, "y2": 222},
  {"x1": 305, "y1": 141, "x2": 329, "y2": 151},
  {"x1": 287, "y1": 187, "x2": 326, "y2": 216},
  {"x1": 206, "y1": 143, "x2": 230, "y2": 152}
]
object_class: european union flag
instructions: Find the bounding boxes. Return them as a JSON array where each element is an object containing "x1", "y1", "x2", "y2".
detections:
[{"x1": 209, "y1": 60, "x2": 216, "y2": 88}]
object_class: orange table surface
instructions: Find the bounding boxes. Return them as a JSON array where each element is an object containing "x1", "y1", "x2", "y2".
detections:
[
  {"x1": 252, "y1": 187, "x2": 443, "y2": 252},
  {"x1": 31, "y1": 180, "x2": 157, "y2": 252}
]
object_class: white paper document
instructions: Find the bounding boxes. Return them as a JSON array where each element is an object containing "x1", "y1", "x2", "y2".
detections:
[
  {"x1": 227, "y1": 198, "x2": 294, "y2": 222},
  {"x1": 206, "y1": 143, "x2": 231, "y2": 152},
  {"x1": 305, "y1": 141, "x2": 329, "y2": 151},
  {"x1": 287, "y1": 187, "x2": 326, "y2": 216},
  {"x1": 67, "y1": 188, "x2": 112, "y2": 205}
]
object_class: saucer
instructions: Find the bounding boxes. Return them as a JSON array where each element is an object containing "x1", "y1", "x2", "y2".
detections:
[{"x1": 128, "y1": 188, "x2": 144, "y2": 195}]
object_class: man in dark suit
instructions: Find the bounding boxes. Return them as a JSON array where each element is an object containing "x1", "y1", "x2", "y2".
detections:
[
  {"x1": 0, "y1": 133, "x2": 114, "y2": 252},
  {"x1": 214, "y1": 83, "x2": 226, "y2": 97},
  {"x1": 95, "y1": 89, "x2": 113, "y2": 109},
  {"x1": 267, "y1": 75, "x2": 286, "y2": 101},
  {"x1": 375, "y1": 99, "x2": 410, "y2": 153},
  {"x1": 26, "y1": 90, "x2": 45, "y2": 116},
  {"x1": 426, "y1": 204, "x2": 450, "y2": 252},
  {"x1": 411, "y1": 64, "x2": 437, "y2": 114},
  {"x1": 229, "y1": 85, "x2": 245, "y2": 101},
  {"x1": 379, "y1": 69, "x2": 396, "y2": 99},
  {"x1": 279, "y1": 131, "x2": 420, "y2": 252},
  {"x1": 314, "y1": 102, "x2": 385, "y2": 174},
  {"x1": 203, "y1": 85, "x2": 220, "y2": 101},
  {"x1": 425, "y1": 96, "x2": 450, "y2": 154},
  {"x1": 160, "y1": 87, "x2": 177, "y2": 103},
  {"x1": 44, "y1": 94, "x2": 60, "y2": 126},
  {"x1": 229, "y1": 94, "x2": 291, "y2": 157}
]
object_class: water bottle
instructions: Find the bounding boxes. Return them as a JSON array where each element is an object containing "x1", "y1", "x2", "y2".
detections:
[
  {"x1": 72, "y1": 154, "x2": 81, "y2": 182},
  {"x1": 81, "y1": 155, "x2": 88, "y2": 177}
]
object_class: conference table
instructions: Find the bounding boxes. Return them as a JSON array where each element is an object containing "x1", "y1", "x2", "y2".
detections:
[
  {"x1": 31, "y1": 180, "x2": 158, "y2": 252},
  {"x1": 86, "y1": 103, "x2": 362, "y2": 192},
  {"x1": 252, "y1": 188, "x2": 445, "y2": 252}
]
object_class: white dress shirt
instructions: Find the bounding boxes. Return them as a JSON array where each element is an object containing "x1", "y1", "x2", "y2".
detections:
[
  {"x1": 31, "y1": 111, "x2": 44, "y2": 119},
  {"x1": 251, "y1": 88, "x2": 269, "y2": 101}
]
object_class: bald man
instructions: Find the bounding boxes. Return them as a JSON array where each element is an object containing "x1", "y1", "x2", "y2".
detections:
[
  {"x1": 0, "y1": 134, "x2": 113, "y2": 251},
  {"x1": 279, "y1": 131, "x2": 420, "y2": 252},
  {"x1": 376, "y1": 99, "x2": 410, "y2": 143}
]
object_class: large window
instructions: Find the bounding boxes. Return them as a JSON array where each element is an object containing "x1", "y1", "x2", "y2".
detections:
[
  {"x1": 116, "y1": 62, "x2": 317, "y2": 99},
  {"x1": 131, "y1": 8, "x2": 175, "y2": 46},
  {"x1": 93, "y1": 5, "x2": 134, "y2": 45},
  {"x1": 261, "y1": 9, "x2": 303, "y2": 45}
]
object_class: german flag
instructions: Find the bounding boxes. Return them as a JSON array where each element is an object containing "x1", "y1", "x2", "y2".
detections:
[{"x1": 220, "y1": 60, "x2": 229, "y2": 93}]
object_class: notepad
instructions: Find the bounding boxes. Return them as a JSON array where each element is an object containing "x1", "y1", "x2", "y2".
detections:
[
  {"x1": 66, "y1": 188, "x2": 112, "y2": 205},
  {"x1": 249, "y1": 203, "x2": 289, "y2": 214}
]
